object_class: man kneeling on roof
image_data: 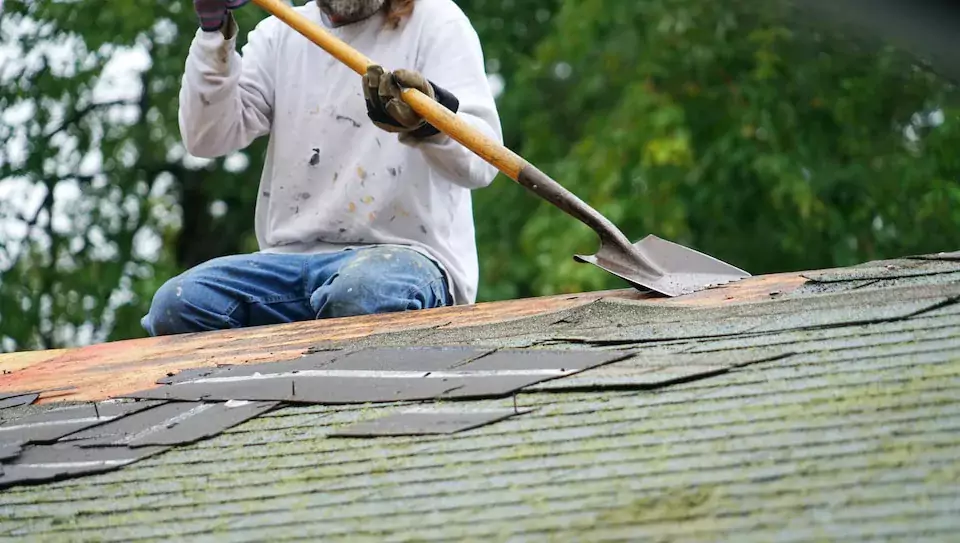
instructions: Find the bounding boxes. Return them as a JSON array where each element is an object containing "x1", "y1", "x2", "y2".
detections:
[{"x1": 141, "y1": 0, "x2": 502, "y2": 336}]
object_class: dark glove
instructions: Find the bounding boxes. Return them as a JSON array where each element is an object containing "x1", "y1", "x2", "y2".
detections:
[
  {"x1": 362, "y1": 65, "x2": 460, "y2": 139},
  {"x1": 193, "y1": 0, "x2": 250, "y2": 32}
]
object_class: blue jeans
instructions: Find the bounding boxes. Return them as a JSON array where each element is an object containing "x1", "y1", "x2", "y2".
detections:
[{"x1": 141, "y1": 246, "x2": 452, "y2": 336}]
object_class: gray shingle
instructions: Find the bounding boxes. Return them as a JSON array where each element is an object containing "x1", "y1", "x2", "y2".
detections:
[{"x1": 1, "y1": 257, "x2": 959, "y2": 541}]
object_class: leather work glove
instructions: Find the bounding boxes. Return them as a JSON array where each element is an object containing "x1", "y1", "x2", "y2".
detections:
[
  {"x1": 362, "y1": 65, "x2": 460, "y2": 140},
  {"x1": 193, "y1": 0, "x2": 249, "y2": 32}
]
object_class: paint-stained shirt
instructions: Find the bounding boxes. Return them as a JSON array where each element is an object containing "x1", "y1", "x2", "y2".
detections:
[{"x1": 178, "y1": 0, "x2": 502, "y2": 304}]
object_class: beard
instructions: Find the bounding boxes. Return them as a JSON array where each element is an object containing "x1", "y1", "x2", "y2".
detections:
[{"x1": 317, "y1": 0, "x2": 387, "y2": 23}]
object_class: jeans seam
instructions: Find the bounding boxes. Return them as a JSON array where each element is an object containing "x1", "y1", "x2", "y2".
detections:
[
  {"x1": 259, "y1": 295, "x2": 311, "y2": 305},
  {"x1": 222, "y1": 294, "x2": 311, "y2": 324},
  {"x1": 222, "y1": 298, "x2": 242, "y2": 325},
  {"x1": 258, "y1": 294, "x2": 307, "y2": 304},
  {"x1": 301, "y1": 257, "x2": 310, "y2": 300},
  {"x1": 406, "y1": 276, "x2": 448, "y2": 309},
  {"x1": 418, "y1": 252, "x2": 452, "y2": 307}
]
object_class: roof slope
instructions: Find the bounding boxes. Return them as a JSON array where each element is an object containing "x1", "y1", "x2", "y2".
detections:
[{"x1": 1, "y1": 254, "x2": 959, "y2": 541}]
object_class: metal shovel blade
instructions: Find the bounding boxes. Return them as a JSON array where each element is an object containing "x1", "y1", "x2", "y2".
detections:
[{"x1": 574, "y1": 234, "x2": 751, "y2": 297}]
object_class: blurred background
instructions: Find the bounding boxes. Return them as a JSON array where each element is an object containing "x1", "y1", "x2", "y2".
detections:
[{"x1": 1, "y1": 0, "x2": 958, "y2": 352}]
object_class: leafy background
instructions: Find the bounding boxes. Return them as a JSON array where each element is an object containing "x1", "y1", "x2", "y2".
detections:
[{"x1": 1, "y1": 0, "x2": 958, "y2": 351}]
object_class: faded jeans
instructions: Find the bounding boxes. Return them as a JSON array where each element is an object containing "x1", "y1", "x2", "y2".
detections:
[{"x1": 140, "y1": 246, "x2": 452, "y2": 336}]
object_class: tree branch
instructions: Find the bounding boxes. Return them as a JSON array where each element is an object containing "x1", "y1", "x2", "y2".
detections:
[{"x1": 43, "y1": 99, "x2": 139, "y2": 139}]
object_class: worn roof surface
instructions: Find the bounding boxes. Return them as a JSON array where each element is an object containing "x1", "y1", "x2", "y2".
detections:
[{"x1": 1, "y1": 254, "x2": 959, "y2": 541}]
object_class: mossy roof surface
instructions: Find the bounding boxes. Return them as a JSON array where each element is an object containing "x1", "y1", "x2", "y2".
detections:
[{"x1": 2, "y1": 256, "x2": 959, "y2": 542}]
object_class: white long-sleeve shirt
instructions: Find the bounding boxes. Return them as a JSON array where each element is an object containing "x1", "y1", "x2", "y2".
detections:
[{"x1": 178, "y1": 0, "x2": 502, "y2": 304}]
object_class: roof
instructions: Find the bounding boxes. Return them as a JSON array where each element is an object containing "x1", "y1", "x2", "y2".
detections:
[{"x1": 1, "y1": 252, "x2": 959, "y2": 541}]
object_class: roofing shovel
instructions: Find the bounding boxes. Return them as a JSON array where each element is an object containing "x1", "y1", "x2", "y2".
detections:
[{"x1": 250, "y1": 0, "x2": 751, "y2": 296}]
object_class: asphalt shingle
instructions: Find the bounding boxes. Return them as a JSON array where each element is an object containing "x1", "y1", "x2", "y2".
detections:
[{"x1": 0, "y1": 256, "x2": 958, "y2": 541}]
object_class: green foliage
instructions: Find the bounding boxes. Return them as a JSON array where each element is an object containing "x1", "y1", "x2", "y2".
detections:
[
  {"x1": 1, "y1": 0, "x2": 958, "y2": 351},
  {"x1": 0, "y1": 0, "x2": 267, "y2": 349},
  {"x1": 469, "y1": 0, "x2": 960, "y2": 299}
]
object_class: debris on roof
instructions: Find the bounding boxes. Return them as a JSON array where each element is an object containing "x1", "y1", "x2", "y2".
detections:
[
  {"x1": 320, "y1": 346, "x2": 493, "y2": 371},
  {"x1": 0, "y1": 399, "x2": 280, "y2": 489},
  {"x1": 114, "y1": 400, "x2": 281, "y2": 448},
  {"x1": 0, "y1": 441, "x2": 169, "y2": 488},
  {"x1": 0, "y1": 386, "x2": 79, "y2": 411},
  {"x1": 156, "y1": 349, "x2": 346, "y2": 385},
  {"x1": 0, "y1": 393, "x2": 39, "y2": 410},
  {"x1": 0, "y1": 346, "x2": 628, "y2": 489},
  {"x1": 0, "y1": 400, "x2": 160, "y2": 445},
  {"x1": 0, "y1": 276, "x2": 791, "y2": 405},
  {"x1": 121, "y1": 347, "x2": 631, "y2": 404},
  {"x1": 60, "y1": 400, "x2": 280, "y2": 448}
]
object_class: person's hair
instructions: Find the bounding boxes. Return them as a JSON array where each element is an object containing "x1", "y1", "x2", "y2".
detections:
[{"x1": 385, "y1": 0, "x2": 414, "y2": 27}]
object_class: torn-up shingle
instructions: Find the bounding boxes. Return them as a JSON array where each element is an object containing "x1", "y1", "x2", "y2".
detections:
[
  {"x1": 324, "y1": 346, "x2": 495, "y2": 371},
  {"x1": 909, "y1": 251, "x2": 960, "y2": 261},
  {"x1": 0, "y1": 442, "x2": 168, "y2": 489},
  {"x1": 0, "y1": 400, "x2": 162, "y2": 445},
  {"x1": 124, "y1": 400, "x2": 280, "y2": 448},
  {"x1": 530, "y1": 349, "x2": 793, "y2": 391},
  {"x1": 158, "y1": 366, "x2": 231, "y2": 385},
  {"x1": 532, "y1": 363, "x2": 728, "y2": 391},
  {"x1": 802, "y1": 258, "x2": 960, "y2": 283},
  {"x1": 0, "y1": 400, "x2": 280, "y2": 490},
  {"x1": 0, "y1": 393, "x2": 39, "y2": 410},
  {"x1": 157, "y1": 350, "x2": 345, "y2": 385},
  {"x1": 158, "y1": 346, "x2": 494, "y2": 387},
  {"x1": 59, "y1": 402, "x2": 206, "y2": 445},
  {"x1": 551, "y1": 317, "x2": 761, "y2": 345},
  {"x1": 0, "y1": 391, "x2": 38, "y2": 400},
  {"x1": 125, "y1": 348, "x2": 631, "y2": 405},
  {"x1": 0, "y1": 440, "x2": 22, "y2": 462},
  {"x1": 438, "y1": 373, "x2": 597, "y2": 400},
  {"x1": 330, "y1": 409, "x2": 530, "y2": 437},
  {"x1": 62, "y1": 400, "x2": 279, "y2": 448},
  {"x1": 123, "y1": 376, "x2": 465, "y2": 404},
  {"x1": 452, "y1": 349, "x2": 627, "y2": 371}
]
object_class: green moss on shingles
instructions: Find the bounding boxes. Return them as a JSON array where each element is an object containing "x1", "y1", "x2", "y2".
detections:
[
  {"x1": 9, "y1": 360, "x2": 955, "y2": 516},
  {"x1": 5, "y1": 370, "x2": 952, "y2": 514},
  {"x1": 517, "y1": 485, "x2": 726, "y2": 538},
  {"x1": 925, "y1": 460, "x2": 960, "y2": 484}
]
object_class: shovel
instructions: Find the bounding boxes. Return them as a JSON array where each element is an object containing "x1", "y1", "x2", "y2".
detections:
[{"x1": 249, "y1": 0, "x2": 751, "y2": 296}]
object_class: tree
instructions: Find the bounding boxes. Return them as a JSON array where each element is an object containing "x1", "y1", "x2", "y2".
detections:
[
  {"x1": 470, "y1": 0, "x2": 960, "y2": 298},
  {"x1": 0, "y1": 0, "x2": 268, "y2": 350},
  {"x1": 1, "y1": 0, "x2": 958, "y2": 351}
]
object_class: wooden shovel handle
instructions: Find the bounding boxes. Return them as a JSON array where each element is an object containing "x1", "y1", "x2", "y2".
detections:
[
  {"x1": 248, "y1": 0, "x2": 633, "y2": 248},
  {"x1": 249, "y1": 0, "x2": 526, "y2": 179}
]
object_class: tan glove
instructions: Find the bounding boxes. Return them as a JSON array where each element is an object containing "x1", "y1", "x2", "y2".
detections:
[{"x1": 362, "y1": 65, "x2": 460, "y2": 139}]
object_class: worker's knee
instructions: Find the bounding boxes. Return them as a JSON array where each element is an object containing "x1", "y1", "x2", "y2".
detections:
[
  {"x1": 141, "y1": 264, "x2": 240, "y2": 336},
  {"x1": 310, "y1": 247, "x2": 450, "y2": 319},
  {"x1": 142, "y1": 278, "x2": 193, "y2": 336}
]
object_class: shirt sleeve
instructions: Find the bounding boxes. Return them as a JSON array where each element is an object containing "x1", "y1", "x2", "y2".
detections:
[
  {"x1": 178, "y1": 14, "x2": 276, "y2": 159},
  {"x1": 404, "y1": 15, "x2": 504, "y2": 190}
]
